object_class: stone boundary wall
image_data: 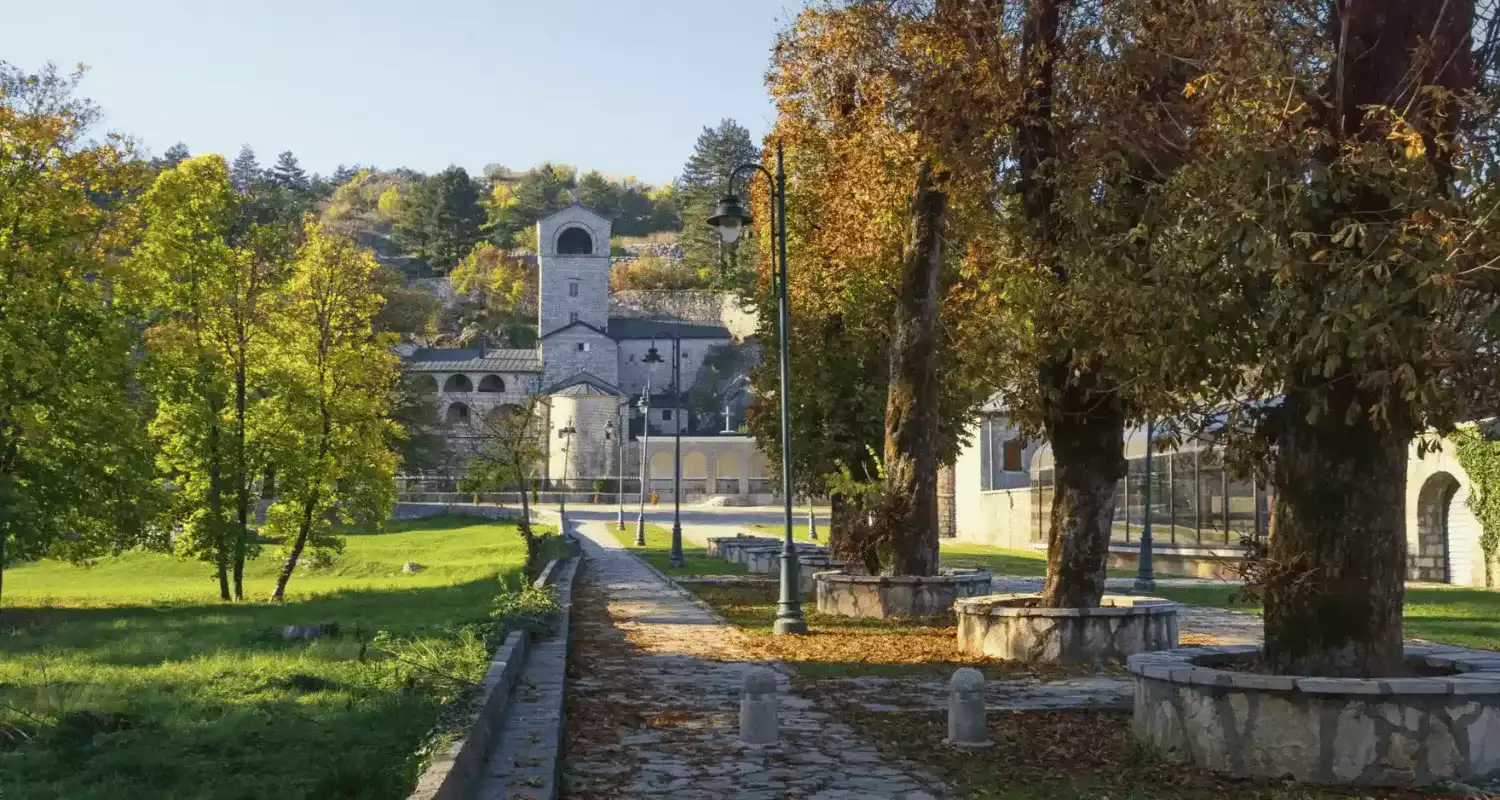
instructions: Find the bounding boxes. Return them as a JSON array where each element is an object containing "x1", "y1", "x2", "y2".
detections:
[
  {"x1": 815, "y1": 570, "x2": 993, "y2": 619},
  {"x1": 392, "y1": 502, "x2": 525, "y2": 522},
  {"x1": 955, "y1": 594, "x2": 1179, "y2": 664},
  {"x1": 405, "y1": 547, "x2": 580, "y2": 800},
  {"x1": 1130, "y1": 644, "x2": 1500, "y2": 786}
]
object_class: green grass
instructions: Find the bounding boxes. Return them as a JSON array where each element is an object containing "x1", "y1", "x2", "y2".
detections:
[
  {"x1": 607, "y1": 524, "x2": 748, "y2": 576},
  {"x1": 0, "y1": 516, "x2": 550, "y2": 800},
  {"x1": 1154, "y1": 584, "x2": 1500, "y2": 651},
  {"x1": 748, "y1": 523, "x2": 824, "y2": 544}
]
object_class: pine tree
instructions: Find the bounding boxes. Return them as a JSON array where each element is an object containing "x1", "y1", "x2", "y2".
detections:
[
  {"x1": 270, "y1": 150, "x2": 309, "y2": 193},
  {"x1": 161, "y1": 142, "x2": 190, "y2": 168},
  {"x1": 230, "y1": 144, "x2": 264, "y2": 193},
  {"x1": 676, "y1": 119, "x2": 759, "y2": 284}
]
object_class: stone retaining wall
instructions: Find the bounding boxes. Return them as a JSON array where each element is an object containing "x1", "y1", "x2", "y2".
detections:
[
  {"x1": 955, "y1": 593, "x2": 1179, "y2": 664},
  {"x1": 1129, "y1": 645, "x2": 1500, "y2": 786},
  {"x1": 815, "y1": 569, "x2": 992, "y2": 619}
]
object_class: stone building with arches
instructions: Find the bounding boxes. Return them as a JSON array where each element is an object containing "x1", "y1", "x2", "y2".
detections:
[{"x1": 398, "y1": 204, "x2": 773, "y2": 500}]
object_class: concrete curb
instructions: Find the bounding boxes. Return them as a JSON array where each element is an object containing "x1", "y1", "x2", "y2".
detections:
[
  {"x1": 404, "y1": 550, "x2": 580, "y2": 800},
  {"x1": 406, "y1": 630, "x2": 529, "y2": 800}
]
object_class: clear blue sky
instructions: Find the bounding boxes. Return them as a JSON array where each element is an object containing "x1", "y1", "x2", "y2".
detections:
[{"x1": 2, "y1": 1, "x2": 795, "y2": 185}]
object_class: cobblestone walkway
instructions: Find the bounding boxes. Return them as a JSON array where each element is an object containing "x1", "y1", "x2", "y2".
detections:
[{"x1": 561, "y1": 521, "x2": 953, "y2": 800}]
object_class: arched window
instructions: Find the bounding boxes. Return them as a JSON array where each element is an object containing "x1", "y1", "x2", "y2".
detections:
[
  {"x1": 478, "y1": 374, "x2": 506, "y2": 393},
  {"x1": 411, "y1": 374, "x2": 438, "y2": 394},
  {"x1": 445, "y1": 402, "x2": 471, "y2": 426},
  {"x1": 444, "y1": 374, "x2": 473, "y2": 393},
  {"x1": 556, "y1": 226, "x2": 593, "y2": 255}
]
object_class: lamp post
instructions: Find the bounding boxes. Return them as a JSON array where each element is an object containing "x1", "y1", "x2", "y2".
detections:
[
  {"x1": 634, "y1": 380, "x2": 650, "y2": 547},
  {"x1": 708, "y1": 141, "x2": 807, "y2": 635},
  {"x1": 558, "y1": 419, "x2": 576, "y2": 531},
  {"x1": 606, "y1": 415, "x2": 624, "y2": 530},
  {"x1": 642, "y1": 338, "x2": 684, "y2": 567},
  {"x1": 1134, "y1": 420, "x2": 1157, "y2": 593}
]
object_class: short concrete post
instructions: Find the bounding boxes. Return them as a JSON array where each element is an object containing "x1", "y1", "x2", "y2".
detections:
[
  {"x1": 739, "y1": 667, "x2": 779, "y2": 744},
  {"x1": 947, "y1": 667, "x2": 989, "y2": 747}
]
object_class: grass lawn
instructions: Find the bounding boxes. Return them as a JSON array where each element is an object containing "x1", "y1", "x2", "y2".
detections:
[
  {"x1": 0, "y1": 515, "x2": 552, "y2": 800},
  {"x1": 607, "y1": 523, "x2": 749, "y2": 577},
  {"x1": 1155, "y1": 584, "x2": 1500, "y2": 651}
]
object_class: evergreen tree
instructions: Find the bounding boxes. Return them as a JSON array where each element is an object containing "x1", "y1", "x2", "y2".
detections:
[
  {"x1": 270, "y1": 150, "x2": 309, "y2": 193},
  {"x1": 230, "y1": 144, "x2": 264, "y2": 193},
  {"x1": 676, "y1": 119, "x2": 759, "y2": 283},
  {"x1": 393, "y1": 166, "x2": 484, "y2": 272},
  {"x1": 330, "y1": 163, "x2": 361, "y2": 184},
  {"x1": 160, "y1": 142, "x2": 190, "y2": 169}
]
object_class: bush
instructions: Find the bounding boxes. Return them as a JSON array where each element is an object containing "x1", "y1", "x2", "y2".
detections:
[{"x1": 491, "y1": 584, "x2": 561, "y2": 638}]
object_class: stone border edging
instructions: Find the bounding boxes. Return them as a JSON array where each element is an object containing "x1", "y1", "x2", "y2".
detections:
[
  {"x1": 404, "y1": 551, "x2": 580, "y2": 800},
  {"x1": 1130, "y1": 644, "x2": 1500, "y2": 785}
]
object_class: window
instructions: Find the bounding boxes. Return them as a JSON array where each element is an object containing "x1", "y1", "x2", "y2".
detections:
[
  {"x1": 979, "y1": 417, "x2": 1025, "y2": 491},
  {"x1": 628, "y1": 353, "x2": 635, "y2": 362},
  {"x1": 478, "y1": 375, "x2": 506, "y2": 393},
  {"x1": 445, "y1": 402, "x2": 470, "y2": 426},
  {"x1": 682, "y1": 350, "x2": 691, "y2": 361},
  {"x1": 443, "y1": 374, "x2": 473, "y2": 393},
  {"x1": 557, "y1": 226, "x2": 593, "y2": 255},
  {"x1": 1002, "y1": 439, "x2": 1024, "y2": 472},
  {"x1": 662, "y1": 409, "x2": 673, "y2": 421},
  {"x1": 569, "y1": 311, "x2": 579, "y2": 324},
  {"x1": 575, "y1": 342, "x2": 591, "y2": 352},
  {"x1": 568, "y1": 281, "x2": 579, "y2": 297}
]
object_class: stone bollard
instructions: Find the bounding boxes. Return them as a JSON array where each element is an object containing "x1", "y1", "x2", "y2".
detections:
[
  {"x1": 947, "y1": 667, "x2": 990, "y2": 747},
  {"x1": 739, "y1": 667, "x2": 779, "y2": 745}
]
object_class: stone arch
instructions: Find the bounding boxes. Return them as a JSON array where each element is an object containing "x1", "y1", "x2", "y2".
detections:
[
  {"x1": 1414, "y1": 472, "x2": 1460, "y2": 582},
  {"x1": 715, "y1": 452, "x2": 743, "y2": 478},
  {"x1": 445, "y1": 402, "x2": 471, "y2": 426},
  {"x1": 478, "y1": 374, "x2": 506, "y2": 393},
  {"x1": 556, "y1": 226, "x2": 593, "y2": 255},
  {"x1": 410, "y1": 374, "x2": 438, "y2": 393},
  {"x1": 649, "y1": 450, "x2": 674, "y2": 480},
  {"x1": 444, "y1": 374, "x2": 473, "y2": 393},
  {"x1": 683, "y1": 451, "x2": 708, "y2": 480}
]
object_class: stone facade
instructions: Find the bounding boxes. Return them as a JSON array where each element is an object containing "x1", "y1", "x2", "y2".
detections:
[
  {"x1": 954, "y1": 593, "x2": 1180, "y2": 664},
  {"x1": 814, "y1": 570, "x2": 993, "y2": 619},
  {"x1": 537, "y1": 206, "x2": 611, "y2": 336},
  {"x1": 547, "y1": 393, "x2": 623, "y2": 486},
  {"x1": 1130, "y1": 645, "x2": 1500, "y2": 786},
  {"x1": 540, "y1": 324, "x2": 619, "y2": 386},
  {"x1": 610, "y1": 290, "x2": 759, "y2": 340}
]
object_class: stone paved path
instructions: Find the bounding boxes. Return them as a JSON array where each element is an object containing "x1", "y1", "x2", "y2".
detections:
[{"x1": 561, "y1": 521, "x2": 953, "y2": 800}]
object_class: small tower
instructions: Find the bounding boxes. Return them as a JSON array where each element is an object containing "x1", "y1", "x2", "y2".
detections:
[{"x1": 537, "y1": 205, "x2": 611, "y2": 336}]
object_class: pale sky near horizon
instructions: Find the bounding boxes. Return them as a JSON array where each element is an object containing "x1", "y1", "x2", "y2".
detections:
[{"x1": 1, "y1": 1, "x2": 794, "y2": 185}]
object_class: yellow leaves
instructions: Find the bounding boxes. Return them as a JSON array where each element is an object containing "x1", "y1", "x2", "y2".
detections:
[
  {"x1": 1182, "y1": 72, "x2": 1218, "y2": 99},
  {"x1": 1385, "y1": 118, "x2": 1427, "y2": 160}
]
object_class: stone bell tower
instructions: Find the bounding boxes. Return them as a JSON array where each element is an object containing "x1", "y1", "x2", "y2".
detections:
[{"x1": 537, "y1": 204, "x2": 612, "y2": 337}]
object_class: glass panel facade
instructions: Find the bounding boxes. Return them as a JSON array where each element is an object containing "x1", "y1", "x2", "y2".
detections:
[{"x1": 1029, "y1": 443, "x2": 1269, "y2": 547}]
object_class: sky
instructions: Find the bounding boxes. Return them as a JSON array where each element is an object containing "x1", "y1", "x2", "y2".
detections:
[{"x1": 1, "y1": 1, "x2": 796, "y2": 185}]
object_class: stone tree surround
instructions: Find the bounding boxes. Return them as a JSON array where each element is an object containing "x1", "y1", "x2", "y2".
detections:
[
  {"x1": 1130, "y1": 644, "x2": 1500, "y2": 787},
  {"x1": 815, "y1": 569, "x2": 992, "y2": 619},
  {"x1": 955, "y1": 594, "x2": 1180, "y2": 664}
]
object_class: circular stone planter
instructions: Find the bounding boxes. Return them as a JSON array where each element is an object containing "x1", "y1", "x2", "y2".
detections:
[
  {"x1": 814, "y1": 569, "x2": 992, "y2": 619},
  {"x1": 955, "y1": 593, "x2": 1180, "y2": 664},
  {"x1": 1129, "y1": 644, "x2": 1500, "y2": 786}
]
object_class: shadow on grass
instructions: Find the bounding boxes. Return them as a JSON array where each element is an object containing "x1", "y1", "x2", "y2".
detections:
[{"x1": 0, "y1": 577, "x2": 512, "y2": 800}]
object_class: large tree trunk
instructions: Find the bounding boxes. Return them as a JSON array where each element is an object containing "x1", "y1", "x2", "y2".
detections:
[
  {"x1": 1264, "y1": 380, "x2": 1409, "y2": 677},
  {"x1": 1261, "y1": 0, "x2": 1472, "y2": 678},
  {"x1": 880, "y1": 161, "x2": 946, "y2": 577},
  {"x1": 517, "y1": 468, "x2": 536, "y2": 569},
  {"x1": 1039, "y1": 360, "x2": 1126, "y2": 608}
]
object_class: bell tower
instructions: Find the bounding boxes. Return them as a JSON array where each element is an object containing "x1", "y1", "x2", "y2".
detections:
[{"x1": 537, "y1": 204, "x2": 611, "y2": 337}]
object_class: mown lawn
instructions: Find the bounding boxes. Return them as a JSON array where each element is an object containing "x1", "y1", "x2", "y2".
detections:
[
  {"x1": 0, "y1": 515, "x2": 551, "y2": 800},
  {"x1": 607, "y1": 523, "x2": 748, "y2": 576},
  {"x1": 1155, "y1": 584, "x2": 1500, "y2": 652}
]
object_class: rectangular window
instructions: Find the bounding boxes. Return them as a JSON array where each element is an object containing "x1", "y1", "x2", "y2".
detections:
[
  {"x1": 569, "y1": 281, "x2": 579, "y2": 297},
  {"x1": 1002, "y1": 439, "x2": 1024, "y2": 472},
  {"x1": 569, "y1": 311, "x2": 579, "y2": 324},
  {"x1": 662, "y1": 409, "x2": 673, "y2": 421}
]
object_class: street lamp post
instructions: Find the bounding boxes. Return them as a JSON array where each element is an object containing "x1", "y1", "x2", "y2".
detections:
[
  {"x1": 642, "y1": 340, "x2": 684, "y2": 567},
  {"x1": 1134, "y1": 420, "x2": 1157, "y2": 593},
  {"x1": 635, "y1": 381, "x2": 651, "y2": 546},
  {"x1": 708, "y1": 141, "x2": 807, "y2": 635},
  {"x1": 606, "y1": 415, "x2": 624, "y2": 530},
  {"x1": 558, "y1": 418, "x2": 576, "y2": 531}
]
